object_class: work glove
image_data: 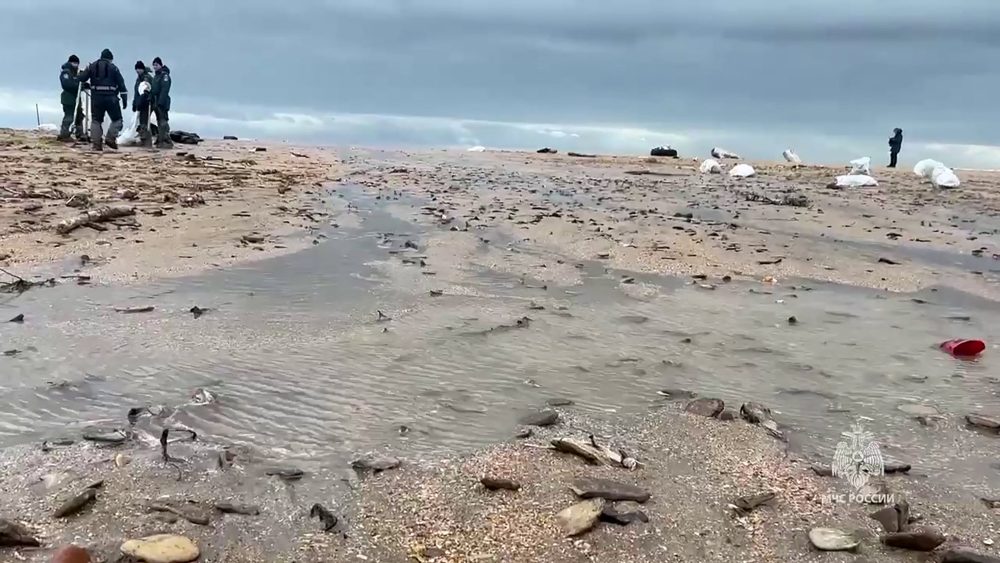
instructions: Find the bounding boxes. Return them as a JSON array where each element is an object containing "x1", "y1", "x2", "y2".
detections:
[{"x1": 121, "y1": 94, "x2": 128, "y2": 110}]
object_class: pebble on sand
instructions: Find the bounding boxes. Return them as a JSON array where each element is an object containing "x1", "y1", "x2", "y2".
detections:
[
  {"x1": 570, "y1": 478, "x2": 651, "y2": 503},
  {"x1": 870, "y1": 501, "x2": 909, "y2": 533},
  {"x1": 881, "y1": 528, "x2": 947, "y2": 552},
  {"x1": 351, "y1": 455, "x2": 402, "y2": 474},
  {"x1": 685, "y1": 398, "x2": 725, "y2": 418},
  {"x1": 557, "y1": 498, "x2": 605, "y2": 536},
  {"x1": 480, "y1": 477, "x2": 521, "y2": 491},
  {"x1": 808, "y1": 527, "x2": 860, "y2": 551},
  {"x1": 942, "y1": 548, "x2": 1000, "y2": 563},
  {"x1": 518, "y1": 409, "x2": 560, "y2": 427},
  {"x1": 600, "y1": 504, "x2": 649, "y2": 525},
  {"x1": 966, "y1": 414, "x2": 1000, "y2": 432},
  {"x1": 120, "y1": 534, "x2": 200, "y2": 563},
  {"x1": 53, "y1": 487, "x2": 97, "y2": 518},
  {"x1": 0, "y1": 518, "x2": 40, "y2": 547}
]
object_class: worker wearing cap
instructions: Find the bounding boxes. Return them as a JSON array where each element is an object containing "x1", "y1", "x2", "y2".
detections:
[
  {"x1": 77, "y1": 48, "x2": 128, "y2": 151},
  {"x1": 57, "y1": 54, "x2": 88, "y2": 142},
  {"x1": 133, "y1": 61, "x2": 154, "y2": 147},
  {"x1": 150, "y1": 57, "x2": 173, "y2": 148}
]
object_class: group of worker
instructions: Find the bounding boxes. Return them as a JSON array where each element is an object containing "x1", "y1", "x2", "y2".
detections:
[{"x1": 59, "y1": 49, "x2": 173, "y2": 151}]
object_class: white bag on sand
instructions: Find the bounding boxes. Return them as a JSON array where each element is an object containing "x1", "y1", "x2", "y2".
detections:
[
  {"x1": 35, "y1": 123, "x2": 59, "y2": 133},
  {"x1": 782, "y1": 149, "x2": 801, "y2": 164},
  {"x1": 835, "y1": 174, "x2": 878, "y2": 188},
  {"x1": 699, "y1": 159, "x2": 722, "y2": 174},
  {"x1": 913, "y1": 158, "x2": 940, "y2": 178},
  {"x1": 117, "y1": 111, "x2": 141, "y2": 146},
  {"x1": 729, "y1": 163, "x2": 756, "y2": 178},
  {"x1": 931, "y1": 164, "x2": 960, "y2": 188},
  {"x1": 913, "y1": 158, "x2": 960, "y2": 188},
  {"x1": 467, "y1": 145, "x2": 486, "y2": 152},
  {"x1": 849, "y1": 157, "x2": 871, "y2": 175},
  {"x1": 117, "y1": 83, "x2": 153, "y2": 146},
  {"x1": 712, "y1": 147, "x2": 741, "y2": 159}
]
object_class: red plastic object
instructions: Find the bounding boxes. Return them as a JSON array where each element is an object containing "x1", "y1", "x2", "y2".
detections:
[{"x1": 940, "y1": 339, "x2": 986, "y2": 357}]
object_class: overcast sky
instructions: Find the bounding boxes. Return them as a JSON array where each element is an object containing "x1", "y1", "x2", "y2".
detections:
[{"x1": 1, "y1": 0, "x2": 998, "y2": 166}]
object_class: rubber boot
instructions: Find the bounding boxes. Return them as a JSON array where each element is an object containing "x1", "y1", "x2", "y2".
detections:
[
  {"x1": 58, "y1": 110, "x2": 74, "y2": 141},
  {"x1": 90, "y1": 121, "x2": 104, "y2": 151},
  {"x1": 156, "y1": 120, "x2": 174, "y2": 149},
  {"x1": 105, "y1": 119, "x2": 122, "y2": 149}
]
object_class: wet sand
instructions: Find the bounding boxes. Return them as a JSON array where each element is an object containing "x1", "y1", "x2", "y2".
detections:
[
  {"x1": 4, "y1": 130, "x2": 999, "y2": 295},
  {"x1": 3, "y1": 135, "x2": 1000, "y2": 562},
  {"x1": 3, "y1": 409, "x2": 998, "y2": 562},
  {"x1": 0, "y1": 129, "x2": 341, "y2": 284},
  {"x1": 341, "y1": 149, "x2": 1000, "y2": 299}
]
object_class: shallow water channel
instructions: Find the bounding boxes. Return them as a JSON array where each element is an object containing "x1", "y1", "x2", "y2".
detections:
[{"x1": 2, "y1": 186, "x2": 999, "y2": 499}]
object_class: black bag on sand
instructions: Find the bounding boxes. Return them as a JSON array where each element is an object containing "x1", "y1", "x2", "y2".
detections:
[{"x1": 650, "y1": 146, "x2": 678, "y2": 158}]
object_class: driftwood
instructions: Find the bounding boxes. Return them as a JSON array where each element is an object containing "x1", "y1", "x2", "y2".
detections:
[
  {"x1": 550, "y1": 438, "x2": 607, "y2": 465},
  {"x1": 114, "y1": 306, "x2": 154, "y2": 314},
  {"x1": 742, "y1": 191, "x2": 810, "y2": 208},
  {"x1": 546, "y1": 436, "x2": 642, "y2": 469},
  {"x1": 56, "y1": 205, "x2": 135, "y2": 235},
  {"x1": 1, "y1": 267, "x2": 56, "y2": 294},
  {"x1": 624, "y1": 170, "x2": 683, "y2": 177}
]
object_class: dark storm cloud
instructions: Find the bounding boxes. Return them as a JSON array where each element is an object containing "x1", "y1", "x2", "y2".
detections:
[{"x1": 1, "y1": 0, "x2": 998, "y2": 165}]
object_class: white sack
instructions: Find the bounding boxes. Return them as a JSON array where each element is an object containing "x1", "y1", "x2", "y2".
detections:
[
  {"x1": 117, "y1": 112, "x2": 141, "y2": 146},
  {"x1": 699, "y1": 158, "x2": 722, "y2": 174},
  {"x1": 782, "y1": 149, "x2": 801, "y2": 164},
  {"x1": 467, "y1": 145, "x2": 486, "y2": 152},
  {"x1": 849, "y1": 157, "x2": 871, "y2": 175},
  {"x1": 914, "y1": 158, "x2": 961, "y2": 188},
  {"x1": 913, "y1": 158, "x2": 942, "y2": 178},
  {"x1": 835, "y1": 174, "x2": 878, "y2": 188},
  {"x1": 35, "y1": 123, "x2": 59, "y2": 133},
  {"x1": 711, "y1": 147, "x2": 741, "y2": 159},
  {"x1": 729, "y1": 163, "x2": 756, "y2": 178},
  {"x1": 930, "y1": 164, "x2": 960, "y2": 188}
]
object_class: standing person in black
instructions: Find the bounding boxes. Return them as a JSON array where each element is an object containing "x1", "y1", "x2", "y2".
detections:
[
  {"x1": 150, "y1": 57, "x2": 173, "y2": 148},
  {"x1": 57, "y1": 54, "x2": 88, "y2": 142},
  {"x1": 888, "y1": 128, "x2": 903, "y2": 168},
  {"x1": 77, "y1": 48, "x2": 128, "y2": 151},
  {"x1": 133, "y1": 61, "x2": 154, "y2": 147}
]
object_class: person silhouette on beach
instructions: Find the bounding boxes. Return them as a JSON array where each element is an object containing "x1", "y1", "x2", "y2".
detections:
[{"x1": 888, "y1": 128, "x2": 903, "y2": 168}]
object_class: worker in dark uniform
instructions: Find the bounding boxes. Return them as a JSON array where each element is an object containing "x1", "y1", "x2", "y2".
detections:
[
  {"x1": 150, "y1": 57, "x2": 173, "y2": 148},
  {"x1": 888, "y1": 128, "x2": 903, "y2": 168},
  {"x1": 133, "y1": 61, "x2": 154, "y2": 147},
  {"x1": 77, "y1": 48, "x2": 128, "y2": 151},
  {"x1": 57, "y1": 55, "x2": 88, "y2": 142}
]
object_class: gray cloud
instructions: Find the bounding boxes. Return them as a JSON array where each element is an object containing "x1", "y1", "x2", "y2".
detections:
[{"x1": 1, "y1": 0, "x2": 998, "y2": 166}]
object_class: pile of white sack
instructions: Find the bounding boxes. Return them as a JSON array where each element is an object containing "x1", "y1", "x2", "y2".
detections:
[
  {"x1": 913, "y1": 159, "x2": 960, "y2": 188},
  {"x1": 834, "y1": 156, "x2": 878, "y2": 188}
]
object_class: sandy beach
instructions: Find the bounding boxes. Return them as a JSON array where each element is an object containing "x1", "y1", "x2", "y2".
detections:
[
  {"x1": 0, "y1": 129, "x2": 342, "y2": 284},
  {"x1": 5, "y1": 129, "x2": 999, "y2": 295},
  {"x1": 2, "y1": 130, "x2": 1000, "y2": 562}
]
